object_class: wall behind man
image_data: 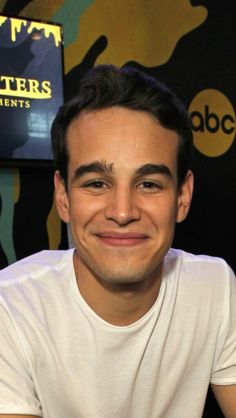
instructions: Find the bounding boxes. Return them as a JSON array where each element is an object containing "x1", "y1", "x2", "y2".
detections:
[{"x1": 0, "y1": 1, "x2": 235, "y2": 416}]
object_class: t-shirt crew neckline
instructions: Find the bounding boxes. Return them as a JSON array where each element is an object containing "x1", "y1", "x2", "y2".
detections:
[{"x1": 67, "y1": 248, "x2": 168, "y2": 331}]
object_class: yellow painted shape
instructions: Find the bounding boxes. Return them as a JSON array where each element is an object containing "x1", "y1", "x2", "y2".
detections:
[
  {"x1": 189, "y1": 89, "x2": 235, "y2": 157},
  {"x1": 12, "y1": 169, "x2": 20, "y2": 203},
  {"x1": 47, "y1": 199, "x2": 62, "y2": 250},
  {"x1": 19, "y1": 0, "x2": 64, "y2": 21},
  {"x1": 0, "y1": 16, "x2": 61, "y2": 47},
  {"x1": 0, "y1": 0, "x2": 7, "y2": 11},
  {"x1": 10, "y1": 18, "x2": 27, "y2": 41},
  {"x1": 27, "y1": 22, "x2": 62, "y2": 47},
  {"x1": 0, "y1": 16, "x2": 7, "y2": 26},
  {"x1": 65, "y1": 0, "x2": 207, "y2": 72}
]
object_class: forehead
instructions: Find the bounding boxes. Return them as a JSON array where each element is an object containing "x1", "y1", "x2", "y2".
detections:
[{"x1": 66, "y1": 107, "x2": 180, "y2": 172}]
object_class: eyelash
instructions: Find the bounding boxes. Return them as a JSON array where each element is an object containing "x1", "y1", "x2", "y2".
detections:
[
  {"x1": 138, "y1": 180, "x2": 163, "y2": 192},
  {"x1": 83, "y1": 179, "x2": 109, "y2": 189},
  {"x1": 82, "y1": 179, "x2": 163, "y2": 193}
]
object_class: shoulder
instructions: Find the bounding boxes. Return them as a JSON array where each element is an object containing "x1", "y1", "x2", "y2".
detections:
[
  {"x1": 166, "y1": 248, "x2": 235, "y2": 288},
  {"x1": 0, "y1": 248, "x2": 75, "y2": 289},
  {"x1": 165, "y1": 250, "x2": 236, "y2": 325},
  {"x1": 167, "y1": 247, "x2": 234, "y2": 273},
  {"x1": 0, "y1": 249, "x2": 75, "y2": 321}
]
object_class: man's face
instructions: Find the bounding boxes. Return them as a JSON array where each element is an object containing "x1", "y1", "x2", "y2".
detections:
[{"x1": 55, "y1": 106, "x2": 193, "y2": 286}]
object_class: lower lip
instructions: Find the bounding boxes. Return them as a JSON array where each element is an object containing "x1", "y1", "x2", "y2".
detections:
[{"x1": 97, "y1": 236, "x2": 148, "y2": 247}]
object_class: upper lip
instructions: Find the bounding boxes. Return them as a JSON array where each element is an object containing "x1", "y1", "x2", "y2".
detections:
[{"x1": 95, "y1": 232, "x2": 149, "y2": 239}]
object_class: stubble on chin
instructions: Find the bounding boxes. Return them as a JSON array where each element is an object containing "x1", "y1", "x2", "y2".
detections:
[{"x1": 73, "y1": 248, "x2": 163, "y2": 292}]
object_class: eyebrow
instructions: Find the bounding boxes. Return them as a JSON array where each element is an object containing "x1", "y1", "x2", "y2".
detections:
[
  {"x1": 72, "y1": 161, "x2": 173, "y2": 182},
  {"x1": 72, "y1": 161, "x2": 113, "y2": 182},
  {"x1": 135, "y1": 164, "x2": 173, "y2": 178}
]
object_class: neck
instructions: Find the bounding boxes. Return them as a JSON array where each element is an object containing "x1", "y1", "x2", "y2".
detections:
[{"x1": 73, "y1": 252, "x2": 163, "y2": 326}]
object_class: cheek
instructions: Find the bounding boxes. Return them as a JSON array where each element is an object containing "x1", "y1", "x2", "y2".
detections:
[
  {"x1": 144, "y1": 196, "x2": 178, "y2": 224},
  {"x1": 69, "y1": 195, "x2": 105, "y2": 226}
]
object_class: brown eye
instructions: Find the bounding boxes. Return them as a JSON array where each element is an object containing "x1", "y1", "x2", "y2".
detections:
[
  {"x1": 143, "y1": 181, "x2": 156, "y2": 188},
  {"x1": 137, "y1": 180, "x2": 163, "y2": 193},
  {"x1": 87, "y1": 180, "x2": 106, "y2": 188},
  {"x1": 139, "y1": 181, "x2": 162, "y2": 191},
  {"x1": 82, "y1": 179, "x2": 110, "y2": 191}
]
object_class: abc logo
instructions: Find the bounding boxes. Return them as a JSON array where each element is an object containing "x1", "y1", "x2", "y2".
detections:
[{"x1": 189, "y1": 89, "x2": 235, "y2": 157}]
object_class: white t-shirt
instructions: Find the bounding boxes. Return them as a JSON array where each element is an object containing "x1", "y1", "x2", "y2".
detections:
[{"x1": 0, "y1": 248, "x2": 235, "y2": 418}]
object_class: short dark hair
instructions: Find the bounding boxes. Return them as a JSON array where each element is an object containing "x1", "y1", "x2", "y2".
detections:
[{"x1": 51, "y1": 64, "x2": 193, "y2": 187}]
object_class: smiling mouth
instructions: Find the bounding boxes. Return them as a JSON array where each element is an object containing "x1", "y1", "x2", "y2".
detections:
[{"x1": 95, "y1": 232, "x2": 149, "y2": 247}]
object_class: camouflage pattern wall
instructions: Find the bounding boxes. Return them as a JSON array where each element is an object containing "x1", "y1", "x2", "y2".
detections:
[{"x1": 0, "y1": 1, "x2": 235, "y2": 416}]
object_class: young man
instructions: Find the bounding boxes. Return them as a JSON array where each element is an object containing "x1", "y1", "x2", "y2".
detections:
[{"x1": 0, "y1": 65, "x2": 235, "y2": 418}]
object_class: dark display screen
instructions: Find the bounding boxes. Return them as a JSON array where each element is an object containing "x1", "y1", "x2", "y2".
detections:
[{"x1": 0, "y1": 15, "x2": 64, "y2": 165}]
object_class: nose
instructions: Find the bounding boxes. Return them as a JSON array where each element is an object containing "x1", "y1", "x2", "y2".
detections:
[{"x1": 104, "y1": 185, "x2": 141, "y2": 226}]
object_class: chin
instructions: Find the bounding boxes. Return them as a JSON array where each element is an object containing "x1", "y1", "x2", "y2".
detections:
[{"x1": 92, "y1": 263, "x2": 161, "y2": 287}]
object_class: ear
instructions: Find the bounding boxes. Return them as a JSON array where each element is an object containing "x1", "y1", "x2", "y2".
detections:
[
  {"x1": 54, "y1": 171, "x2": 70, "y2": 223},
  {"x1": 176, "y1": 170, "x2": 194, "y2": 223}
]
